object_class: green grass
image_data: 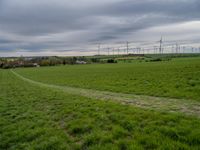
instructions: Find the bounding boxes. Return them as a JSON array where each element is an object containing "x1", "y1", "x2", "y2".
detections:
[
  {"x1": 1, "y1": 70, "x2": 200, "y2": 149},
  {"x1": 10, "y1": 69, "x2": 200, "y2": 117},
  {"x1": 16, "y1": 57, "x2": 200, "y2": 101}
]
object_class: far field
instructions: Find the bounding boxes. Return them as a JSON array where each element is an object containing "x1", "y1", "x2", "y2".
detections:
[
  {"x1": 1, "y1": 55, "x2": 200, "y2": 149},
  {"x1": 16, "y1": 57, "x2": 200, "y2": 101}
]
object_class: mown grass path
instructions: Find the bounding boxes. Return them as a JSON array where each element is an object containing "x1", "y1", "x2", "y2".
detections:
[{"x1": 11, "y1": 70, "x2": 200, "y2": 118}]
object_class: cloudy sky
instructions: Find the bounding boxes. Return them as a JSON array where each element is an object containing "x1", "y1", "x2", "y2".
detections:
[{"x1": 0, "y1": 0, "x2": 200, "y2": 56}]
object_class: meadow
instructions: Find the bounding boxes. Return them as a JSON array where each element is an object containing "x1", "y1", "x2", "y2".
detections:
[
  {"x1": 1, "y1": 56, "x2": 200, "y2": 149},
  {"x1": 16, "y1": 57, "x2": 200, "y2": 101}
]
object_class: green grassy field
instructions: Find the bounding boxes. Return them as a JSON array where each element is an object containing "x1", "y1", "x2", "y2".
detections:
[
  {"x1": 1, "y1": 56, "x2": 200, "y2": 149},
  {"x1": 16, "y1": 57, "x2": 200, "y2": 101}
]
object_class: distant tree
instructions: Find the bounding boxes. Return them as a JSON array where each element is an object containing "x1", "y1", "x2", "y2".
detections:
[
  {"x1": 91, "y1": 58, "x2": 100, "y2": 63},
  {"x1": 0, "y1": 62, "x2": 3, "y2": 68},
  {"x1": 72, "y1": 57, "x2": 77, "y2": 63},
  {"x1": 107, "y1": 59, "x2": 117, "y2": 63},
  {"x1": 63, "y1": 60, "x2": 66, "y2": 65},
  {"x1": 39, "y1": 60, "x2": 50, "y2": 66}
]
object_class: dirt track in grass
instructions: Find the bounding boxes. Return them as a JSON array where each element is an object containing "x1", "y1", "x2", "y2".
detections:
[{"x1": 11, "y1": 70, "x2": 200, "y2": 118}]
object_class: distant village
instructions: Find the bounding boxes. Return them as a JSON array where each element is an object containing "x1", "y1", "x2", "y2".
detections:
[
  {"x1": 0, "y1": 55, "x2": 119, "y2": 69},
  {"x1": 0, "y1": 56, "x2": 89, "y2": 69}
]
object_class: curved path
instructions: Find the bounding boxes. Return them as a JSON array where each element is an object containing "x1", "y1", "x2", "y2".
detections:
[{"x1": 11, "y1": 70, "x2": 200, "y2": 118}]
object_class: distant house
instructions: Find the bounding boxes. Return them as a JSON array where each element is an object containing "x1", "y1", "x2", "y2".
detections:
[
  {"x1": 76, "y1": 60, "x2": 87, "y2": 64},
  {"x1": 33, "y1": 63, "x2": 40, "y2": 67},
  {"x1": 24, "y1": 57, "x2": 34, "y2": 61}
]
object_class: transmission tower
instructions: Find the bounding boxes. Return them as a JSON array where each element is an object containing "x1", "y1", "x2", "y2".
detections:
[
  {"x1": 97, "y1": 43, "x2": 101, "y2": 55},
  {"x1": 176, "y1": 43, "x2": 179, "y2": 54},
  {"x1": 126, "y1": 41, "x2": 129, "y2": 54},
  {"x1": 159, "y1": 37, "x2": 163, "y2": 54},
  {"x1": 107, "y1": 47, "x2": 110, "y2": 55}
]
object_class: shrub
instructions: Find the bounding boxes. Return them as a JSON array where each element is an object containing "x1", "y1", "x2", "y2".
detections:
[{"x1": 107, "y1": 59, "x2": 117, "y2": 63}]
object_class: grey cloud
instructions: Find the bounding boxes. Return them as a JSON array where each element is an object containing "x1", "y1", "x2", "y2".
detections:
[
  {"x1": 0, "y1": 0, "x2": 200, "y2": 55},
  {"x1": 99, "y1": 0, "x2": 200, "y2": 17}
]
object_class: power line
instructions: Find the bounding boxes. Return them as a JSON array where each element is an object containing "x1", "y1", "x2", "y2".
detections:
[{"x1": 91, "y1": 38, "x2": 200, "y2": 55}]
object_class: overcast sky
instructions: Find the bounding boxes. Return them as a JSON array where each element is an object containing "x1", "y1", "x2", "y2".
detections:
[{"x1": 0, "y1": 0, "x2": 200, "y2": 56}]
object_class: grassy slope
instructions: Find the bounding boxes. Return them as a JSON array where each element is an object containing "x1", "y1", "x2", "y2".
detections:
[
  {"x1": 11, "y1": 70, "x2": 200, "y2": 117},
  {"x1": 1, "y1": 70, "x2": 200, "y2": 149},
  {"x1": 16, "y1": 57, "x2": 200, "y2": 101}
]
